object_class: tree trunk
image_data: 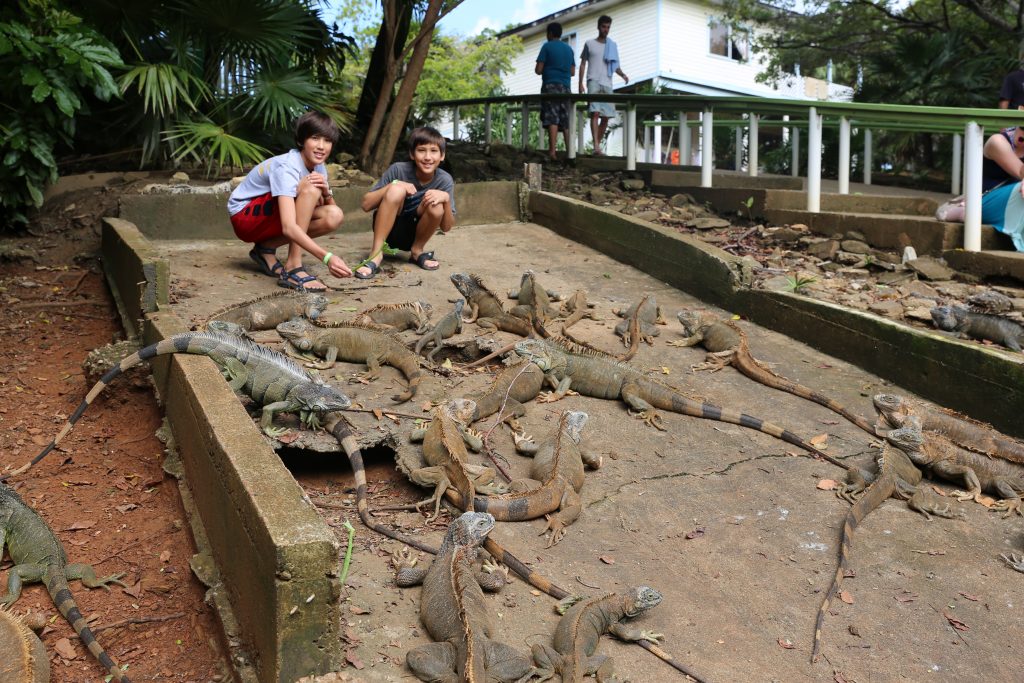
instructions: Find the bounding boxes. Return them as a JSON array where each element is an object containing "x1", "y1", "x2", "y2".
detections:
[{"x1": 355, "y1": 0, "x2": 413, "y2": 136}]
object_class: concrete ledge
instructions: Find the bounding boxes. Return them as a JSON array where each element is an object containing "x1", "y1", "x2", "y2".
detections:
[
  {"x1": 943, "y1": 249, "x2": 1024, "y2": 282},
  {"x1": 101, "y1": 217, "x2": 169, "y2": 337},
  {"x1": 142, "y1": 312, "x2": 341, "y2": 682},
  {"x1": 119, "y1": 180, "x2": 523, "y2": 240},
  {"x1": 765, "y1": 190, "x2": 938, "y2": 216},
  {"x1": 649, "y1": 168, "x2": 803, "y2": 190},
  {"x1": 529, "y1": 191, "x2": 1024, "y2": 437}
]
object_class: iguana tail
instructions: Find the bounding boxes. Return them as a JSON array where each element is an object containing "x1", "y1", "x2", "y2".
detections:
[
  {"x1": 388, "y1": 352, "x2": 423, "y2": 403},
  {"x1": 811, "y1": 475, "x2": 896, "y2": 663},
  {"x1": 481, "y1": 537, "x2": 571, "y2": 600},
  {"x1": 44, "y1": 567, "x2": 130, "y2": 682},
  {"x1": 728, "y1": 323, "x2": 877, "y2": 436},
  {"x1": 444, "y1": 482, "x2": 563, "y2": 522}
]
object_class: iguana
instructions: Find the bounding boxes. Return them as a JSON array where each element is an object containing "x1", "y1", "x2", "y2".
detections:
[
  {"x1": 885, "y1": 424, "x2": 1024, "y2": 516},
  {"x1": 614, "y1": 294, "x2": 664, "y2": 356},
  {"x1": 558, "y1": 289, "x2": 598, "y2": 334},
  {"x1": 276, "y1": 318, "x2": 423, "y2": 403},
  {"x1": 0, "y1": 605, "x2": 49, "y2": 682},
  {"x1": 450, "y1": 273, "x2": 534, "y2": 336},
  {"x1": 874, "y1": 393, "x2": 1024, "y2": 464},
  {"x1": 393, "y1": 512, "x2": 535, "y2": 683},
  {"x1": 446, "y1": 410, "x2": 601, "y2": 547},
  {"x1": 530, "y1": 586, "x2": 663, "y2": 683},
  {"x1": 414, "y1": 299, "x2": 464, "y2": 363},
  {"x1": 408, "y1": 399, "x2": 505, "y2": 522},
  {"x1": 354, "y1": 300, "x2": 432, "y2": 333},
  {"x1": 513, "y1": 337, "x2": 852, "y2": 469},
  {"x1": 930, "y1": 304, "x2": 1024, "y2": 352},
  {"x1": 464, "y1": 359, "x2": 549, "y2": 432},
  {"x1": 812, "y1": 442, "x2": 963, "y2": 663},
  {"x1": 507, "y1": 270, "x2": 560, "y2": 324},
  {"x1": 203, "y1": 290, "x2": 329, "y2": 331},
  {"x1": 6, "y1": 332, "x2": 351, "y2": 479},
  {"x1": 0, "y1": 482, "x2": 130, "y2": 682},
  {"x1": 672, "y1": 310, "x2": 878, "y2": 436}
]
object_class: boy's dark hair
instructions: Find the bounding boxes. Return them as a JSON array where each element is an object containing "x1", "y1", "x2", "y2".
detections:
[
  {"x1": 547, "y1": 22, "x2": 563, "y2": 38},
  {"x1": 598, "y1": 15, "x2": 612, "y2": 26},
  {"x1": 408, "y1": 126, "x2": 446, "y2": 155},
  {"x1": 294, "y1": 111, "x2": 339, "y2": 148}
]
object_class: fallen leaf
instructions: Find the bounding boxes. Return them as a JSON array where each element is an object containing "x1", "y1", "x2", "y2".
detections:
[
  {"x1": 817, "y1": 479, "x2": 839, "y2": 491},
  {"x1": 276, "y1": 431, "x2": 300, "y2": 444},
  {"x1": 122, "y1": 581, "x2": 143, "y2": 599},
  {"x1": 599, "y1": 555, "x2": 615, "y2": 564},
  {"x1": 975, "y1": 494, "x2": 996, "y2": 508},
  {"x1": 685, "y1": 526, "x2": 705, "y2": 540},
  {"x1": 116, "y1": 504, "x2": 138, "y2": 513},
  {"x1": 442, "y1": 358, "x2": 453, "y2": 370},
  {"x1": 834, "y1": 672, "x2": 850, "y2": 683},
  {"x1": 959, "y1": 592, "x2": 979, "y2": 601},
  {"x1": 777, "y1": 638, "x2": 795, "y2": 649},
  {"x1": 372, "y1": 408, "x2": 383, "y2": 421},
  {"x1": 159, "y1": 550, "x2": 171, "y2": 563},
  {"x1": 660, "y1": 366, "x2": 671, "y2": 375},
  {"x1": 929, "y1": 485, "x2": 949, "y2": 497},
  {"x1": 894, "y1": 593, "x2": 916, "y2": 604},
  {"x1": 349, "y1": 605, "x2": 370, "y2": 615},
  {"x1": 345, "y1": 649, "x2": 365, "y2": 669},
  {"x1": 838, "y1": 591, "x2": 854, "y2": 605},
  {"x1": 66, "y1": 520, "x2": 95, "y2": 531},
  {"x1": 809, "y1": 433, "x2": 829, "y2": 448},
  {"x1": 943, "y1": 610, "x2": 969, "y2": 631},
  {"x1": 54, "y1": 637, "x2": 78, "y2": 660}
]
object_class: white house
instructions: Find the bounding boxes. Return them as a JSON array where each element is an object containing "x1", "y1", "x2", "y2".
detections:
[{"x1": 494, "y1": 0, "x2": 852, "y2": 158}]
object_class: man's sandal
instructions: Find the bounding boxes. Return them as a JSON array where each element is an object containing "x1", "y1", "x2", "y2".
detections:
[
  {"x1": 409, "y1": 251, "x2": 439, "y2": 271},
  {"x1": 249, "y1": 245, "x2": 285, "y2": 278},
  {"x1": 278, "y1": 266, "x2": 327, "y2": 292},
  {"x1": 354, "y1": 260, "x2": 381, "y2": 280}
]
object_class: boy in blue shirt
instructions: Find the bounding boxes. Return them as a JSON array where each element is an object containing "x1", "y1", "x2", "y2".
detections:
[
  {"x1": 227, "y1": 111, "x2": 350, "y2": 291},
  {"x1": 535, "y1": 22, "x2": 576, "y2": 161}
]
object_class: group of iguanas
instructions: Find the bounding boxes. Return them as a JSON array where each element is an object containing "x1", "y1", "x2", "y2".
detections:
[{"x1": 5, "y1": 273, "x2": 1024, "y2": 681}]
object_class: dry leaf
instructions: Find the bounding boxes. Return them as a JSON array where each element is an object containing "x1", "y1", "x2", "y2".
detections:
[
  {"x1": 660, "y1": 366, "x2": 670, "y2": 375},
  {"x1": 976, "y1": 494, "x2": 996, "y2": 508},
  {"x1": 441, "y1": 358, "x2": 453, "y2": 370},
  {"x1": 959, "y1": 592, "x2": 979, "y2": 601},
  {"x1": 599, "y1": 555, "x2": 615, "y2": 564},
  {"x1": 66, "y1": 520, "x2": 95, "y2": 531},
  {"x1": 345, "y1": 648, "x2": 365, "y2": 669},
  {"x1": 122, "y1": 581, "x2": 143, "y2": 599},
  {"x1": 54, "y1": 637, "x2": 78, "y2": 660},
  {"x1": 943, "y1": 610, "x2": 969, "y2": 631},
  {"x1": 817, "y1": 479, "x2": 838, "y2": 490},
  {"x1": 777, "y1": 638, "x2": 795, "y2": 649},
  {"x1": 349, "y1": 605, "x2": 370, "y2": 615},
  {"x1": 685, "y1": 526, "x2": 705, "y2": 540},
  {"x1": 894, "y1": 593, "x2": 916, "y2": 604},
  {"x1": 372, "y1": 408, "x2": 383, "y2": 421},
  {"x1": 834, "y1": 672, "x2": 851, "y2": 683},
  {"x1": 276, "y1": 431, "x2": 300, "y2": 444},
  {"x1": 838, "y1": 590, "x2": 854, "y2": 605},
  {"x1": 159, "y1": 550, "x2": 171, "y2": 563},
  {"x1": 929, "y1": 485, "x2": 949, "y2": 497},
  {"x1": 116, "y1": 503, "x2": 138, "y2": 513},
  {"x1": 809, "y1": 433, "x2": 829, "y2": 448}
]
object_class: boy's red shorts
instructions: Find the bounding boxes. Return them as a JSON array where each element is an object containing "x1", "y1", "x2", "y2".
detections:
[{"x1": 230, "y1": 192, "x2": 282, "y2": 243}]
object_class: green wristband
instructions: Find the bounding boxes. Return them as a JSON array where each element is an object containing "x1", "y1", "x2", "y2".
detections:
[
  {"x1": 391, "y1": 179, "x2": 400, "y2": 185},
  {"x1": 322, "y1": 252, "x2": 333, "y2": 266}
]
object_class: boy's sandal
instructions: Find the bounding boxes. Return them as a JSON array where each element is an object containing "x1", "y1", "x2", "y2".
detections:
[
  {"x1": 278, "y1": 266, "x2": 327, "y2": 292},
  {"x1": 409, "y1": 251, "x2": 439, "y2": 271},
  {"x1": 249, "y1": 245, "x2": 284, "y2": 278},
  {"x1": 354, "y1": 260, "x2": 381, "y2": 280}
]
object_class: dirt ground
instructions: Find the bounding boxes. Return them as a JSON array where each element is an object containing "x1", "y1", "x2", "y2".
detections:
[
  {"x1": 155, "y1": 220, "x2": 1024, "y2": 683},
  {"x1": 0, "y1": 184, "x2": 229, "y2": 682}
]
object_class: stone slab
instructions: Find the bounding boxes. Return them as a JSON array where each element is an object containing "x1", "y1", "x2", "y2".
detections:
[{"x1": 943, "y1": 248, "x2": 1024, "y2": 283}]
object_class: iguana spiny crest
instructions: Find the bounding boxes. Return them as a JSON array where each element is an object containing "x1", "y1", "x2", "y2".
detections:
[{"x1": 439, "y1": 511, "x2": 495, "y2": 553}]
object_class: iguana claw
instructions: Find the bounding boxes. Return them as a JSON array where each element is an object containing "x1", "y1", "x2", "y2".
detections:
[
  {"x1": 630, "y1": 408, "x2": 666, "y2": 431},
  {"x1": 481, "y1": 557, "x2": 509, "y2": 581},
  {"x1": 1001, "y1": 552, "x2": 1024, "y2": 573},
  {"x1": 391, "y1": 547, "x2": 417, "y2": 571},
  {"x1": 263, "y1": 425, "x2": 289, "y2": 438},
  {"x1": 639, "y1": 630, "x2": 663, "y2": 644},
  {"x1": 665, "y1": 340, "x2": 689, "y2": 348},
  {"x1": 536, "y1": 391, "x2": 562, "y2": 404},
  {"x1": 991, "y1": 498, "x2": 1024, "y2": 518},
  {"x1": 512, "y1": 431, "x2": 534, "y2": 447}
]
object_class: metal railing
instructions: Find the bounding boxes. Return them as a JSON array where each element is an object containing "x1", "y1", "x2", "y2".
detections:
[{"x1": 428, "y1": 93, "x2": 1024, "y2": 251}]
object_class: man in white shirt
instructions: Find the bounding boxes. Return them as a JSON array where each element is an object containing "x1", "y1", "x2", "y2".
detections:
[{"x1": 578, "y1": 14, "x2": 629, "y2": 155}]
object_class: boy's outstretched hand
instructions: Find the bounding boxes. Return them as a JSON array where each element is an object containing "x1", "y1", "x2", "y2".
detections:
[{"x1": 325, "y1": 254, "x2": 353, "y2": 278}]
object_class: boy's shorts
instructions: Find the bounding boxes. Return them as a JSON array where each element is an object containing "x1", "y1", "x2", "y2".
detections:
[
  {"x1": 230, "y1": 192, "x2": 282, "y2": 243},
  {"x1": 587, "y1": 82, "x2": 616, "y2": 117},
  {"x1": 376, "y1": 195, "x2": 422, "y2": 251}
]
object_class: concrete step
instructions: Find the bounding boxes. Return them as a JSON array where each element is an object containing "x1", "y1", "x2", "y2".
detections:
[{"x1": 944, "y1": 248, "x2": 1024, "y2": 282}]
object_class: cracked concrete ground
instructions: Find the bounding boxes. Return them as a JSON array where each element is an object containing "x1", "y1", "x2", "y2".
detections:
[{"x1": 154, "y1": 221, "x2": 1024, "y2": 682}]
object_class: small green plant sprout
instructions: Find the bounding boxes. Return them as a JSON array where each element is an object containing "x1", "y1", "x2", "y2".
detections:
[
  {"x1": 784, "y1": 273, "x2": 817, "y2": 293},
  {"x1": 739, "y1": 196, "x2": 755, "y2": 221},
  {"x1": 354, "y1": 241, "x2": 401, "y2": 271}
]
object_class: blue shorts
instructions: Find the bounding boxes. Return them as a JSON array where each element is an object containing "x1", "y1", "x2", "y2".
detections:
[
  {"x1": 982, "y1": 183, "x2": 1015, "y2": 232},
  {"x1": 587, "y1": 81, "x2": 616, "y2": 117}
]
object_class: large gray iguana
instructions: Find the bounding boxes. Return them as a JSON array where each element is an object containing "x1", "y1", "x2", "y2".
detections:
[
  {"x1": 393, "y1": 511, "x2": 535, "y2": 683},
  {"x1": 450, "y1": 273, "x2": 535, "y2": 336},
  {"x1": 507, "y1": 270, "x2": 561, "y2": 325},
  {"x1": 354, "y1": 300, "x2": 432, "y2": 332},
  {"x1": 930, "y1": 304, "x2": 1024, "y2": 352},
  {"x1": 203, "y1": 290, "x2": 329, "y2": 331},
  {"x1": 6, "y1": 331, "x2": 351, "y2": 479},
  {"x1": 1, "y1": 482, "x2": 130, "y2": 681},
  {"x1": 513, "y1": 337, "x2": 852, "y2": 469}
]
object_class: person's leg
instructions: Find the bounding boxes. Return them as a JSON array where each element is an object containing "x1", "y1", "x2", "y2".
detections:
[
  {"x1": 409, "y1": 202, "x2": 445, "y2": 269},
  {"x1": 281, "y1": 179, "x2": 326, "y2": 275},
  {"x1": 590, "y1": 112, "x2": 601, "y2": 154},
  {"x1": 597, "y1": 116, "x2": 610, "y2": 151},
  {"x1": 355, "y1": 183, "x2": 408, "y2": 277},
  {"x1": 547, "y1": 124, "x2": 558, "y2": 159}
]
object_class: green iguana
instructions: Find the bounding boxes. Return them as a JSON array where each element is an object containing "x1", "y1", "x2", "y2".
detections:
[
  {"x1": 446, "y1": 410, "x2": 601, "y2": 547},
  {"x1": 414, "y1": 299, "x2": 464, "y2": 362},
  {"x1": 1, "y1": 482, "x2": 130, "y2": 682},
  {"x1": 874, "y1": 393, "x2": 1024, "y2": 464},
  {"x1": 672, "y1": 310, "x2": 878, "y2": 436},
  {"x1": 614, "y1": 294, "x2": 664, "y2": 355},
  {"x1": 276, "y1": 318, "x2": 423, "y2": 403},
  {"x1": 355, "y1": 301, "x2": 432, "y2": 333},
  {"x1": 0, "y1": 605, "x2": 49, "y2": 682},
  {"x1": 6, "y1": 332, "x2": 351, "y2": 479},
  {"x1": 408, "y1": 399, "x2": 505, "y2": 522},
  {"x1": 931, "y1": 304, "x2": 1024, "y2": 352},
  {"x1": 812, "y1": 442, "x2": 962, "y2": 663},
  {"x1": 531, "y1": 586, "x2": 663, "y2": 683},
  {"x1": 464, "y1": 359, "x2": 549, "y2": 432},
  {"x1": 203, "y1": 290, "x2": 329, "y2": 331},
  {"x1": 508, "y1": 270, "x2": 561, "y2": 324},
  {"x1": 513, "y1": 337, "x2": 852, "y2": 469},
  {"x1": 393, "y1": 512, "x2": 536, "y2": 683},
  {"x1": 450, "y1": 273, "x2": 534, "y2": 336},
  {"x1": 885, "y1": 424, "x2": 1024, "y2": 516}
]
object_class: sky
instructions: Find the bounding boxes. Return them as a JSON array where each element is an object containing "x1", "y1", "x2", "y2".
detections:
[{"x1": 440, "y1": 0, "x2": 577, "y2": 37}]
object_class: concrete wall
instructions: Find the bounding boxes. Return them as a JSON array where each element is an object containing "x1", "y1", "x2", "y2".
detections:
[
  {"x1": 119, "y1": 180, "x2": 522, "y2": 240},
  {"x1": 101, "y1": 217, "x2": 169, "y2": 337}
]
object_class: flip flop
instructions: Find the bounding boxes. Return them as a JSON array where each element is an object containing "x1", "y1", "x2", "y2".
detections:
[
  {"x1": 409, "y1": 251, "x2": 439, "y2": 271},
  {"x1": 278, "y1": 266, "x2": 327, "y2": 292},
  {"x1": 354, "y1": 260, "x2": 381, "y2": 280},
  {"x1": 249, "y1": 245, "x2": 284, "y2": 278}
]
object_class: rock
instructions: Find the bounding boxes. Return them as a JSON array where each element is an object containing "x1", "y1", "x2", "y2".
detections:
[
  {"x1": 868, "y1": 300, "x2": 905, "y2": 318},
  {"x1": 790, "y1": 223, "x2": 809, "y2": 232},
  {"x1": 633, "y1": 210, "x2": 661, "y2": 222},
  {"x1": 836, "y1": 251, "x2": 865, "y2": 265},
  {"x1": 325, "y1": 163, "x2": 345, "y2": 181},
  {"x1": 334, "y1": 151, "x2": 355, "y2": 164},
  {"x1": 668, "y1": 193, "x2": 695, "y2": 208},
  {"x1": 870, "y1": 249, "x2": 901, "y2": 265},
  {"x1": 621, "y1": 178, "x2": 645, "y2": 191},
  {"x1": 230, "y1": 175, "x2": 245, "y2": 190},
  {"x1": 760, "y1": 275, "x2": 794, "y2": 291},
  {"x1": 806, "y1": 239, "x2": 840, "y2": 260},
  {"x1": 877, "y1": 270, "x2": 917, "y2": 285},
  {"x1": 844, "y1": 230, "x2": 867, "y2": 242},
  {"x1": 689, "y1": 217, "x2": 731, "y2": 230},
  {"x1": 170, "y1": 171, "x2": 190, "y2": 185},
  {"x1": 967, "y1": 289, "x2": 1013, "y2": 313},
  {"x1": 771, "y1": 228, "x2": 802, "y2": 243},
  {"x1": 487, "y1": 155, "x2": 513, "y2": 173},
  {"x1": 333, "y1": 178, "x2": 350, "y2": 188},
  {"x1": 588, "y1": 188, "x2": 617, "y2": 204},
  {"x1": 900, "y1": 280, "x2": 939, "y2": 299},
  {"x1": 906, "y1": 257, "x2": 955, "y2": 281},
  {"x1": 904, "y1": 306, "x2": 935, "y2": 322},
  {"x1": 902, "y1": 246, "x2": 918, "y2": 263},
  {"x1": 820, "y1": 261, "x2": 844, "y2": 272},
  {"x1": 840, "y1": 239, "x2": 872, "y2": 254}
]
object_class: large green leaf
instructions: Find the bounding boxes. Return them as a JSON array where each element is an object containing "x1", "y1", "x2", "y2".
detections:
[
  {"x1": 164, "y1": 118, "x2": 270, "y2": 172},
  {"x1": 119, "y1": 62, "x2": 210, "y2": 116}
]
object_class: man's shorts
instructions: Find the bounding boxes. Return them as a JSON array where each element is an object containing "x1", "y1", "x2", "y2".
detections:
[
  {"x1": 540, "y1": 82, "x2": 571, "y2": 131},
  {"x1": 230, "y1": 192, "x2": 282, "y2": 243},
  {"x1": 586, "y1": 81, "x2": 616, "y2": 118},
  {"x1": 375, "y1": 195, "x2": 422, "y2": 251}
]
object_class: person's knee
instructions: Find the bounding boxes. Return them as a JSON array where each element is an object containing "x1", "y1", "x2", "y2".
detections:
[
  {"x1": 384, "y1": 184, "x2": 408, "y2": 205},
  {"x1": 324, "y1": 204, "x2": 344, "y2": 230},
  {"x1": 297, "y1": 180, "x2": 321, "y2": 202}
]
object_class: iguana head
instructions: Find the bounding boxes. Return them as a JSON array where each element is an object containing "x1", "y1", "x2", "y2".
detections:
[
  {"x1": 414, "y1": 300, "x2": 433, "y2": 327},
  {"x1": 514, "y1": 339, "x2": 550, "y2": 370},
  {"x1": 884, "y1": 426, "x2": 925, "y2": 463},
  {"x1": 450, "y1": 273, "x2": 476, "y2": 298},
  {"x1": 446, "y1": 511, "x2": 495, "y2": 549},
  {"x1": 453, "y1": 298, "x2": 465, "y2": 316},
  {"x1": 622, "y1": 586, "x2": 663, "y2": 617},
  {"x1": 292, "y1": 382, "x2": 351, "y2": 426},
  {"x1": 520, "y1": 270, "x2": 535, "y2": 289},
  {"x1": 930, "y1": 304, "x2": 967, "y2": 331},
  {"x1": 277, "y1": 319, "x2": 316, "y2": 351},
  {"x1": 206, "y1": 320, "x2": 250, "y2": 339},
  {"x1": 442, "y1": 398, "x2": 477, "y2": 425},
  {"x1": 304, "y1": 293, "x2": 330, "y2": 321},
  {"x1": 562, "y1": 411, "x2": 588, "y2": 443},
  {"x1": 873, "y1": 393, "x2": 909, "y2": 427},
  {"x1": 676, "y1": 310, "x2": 703, "y2": 336}
]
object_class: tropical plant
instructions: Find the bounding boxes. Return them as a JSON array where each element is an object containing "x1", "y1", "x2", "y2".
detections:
[{"x1": 0, "y1": 0, "x2": 122, "y2": 228}]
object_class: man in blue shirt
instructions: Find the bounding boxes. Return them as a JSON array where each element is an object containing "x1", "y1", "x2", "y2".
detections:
[{"x1": 535, "y1": 22, "x2": 576, "y2": 161}]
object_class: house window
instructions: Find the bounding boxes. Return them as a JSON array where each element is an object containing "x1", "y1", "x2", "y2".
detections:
[
  {"x1": 561, "y1": 32, "x2": 577, "y2": 52},
  {"x1": 709, "y1": 20, "x2": 749, "y2": 62}
]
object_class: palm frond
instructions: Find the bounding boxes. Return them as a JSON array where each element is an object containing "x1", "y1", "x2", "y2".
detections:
[
  {"x1": 164, "y1": 118, "x2": 269, "y2": 173},
  {"x1": 119, "y1": 63, "x2": 211, "y2": 116},
  {"x1": 240, "y1": 67, "x2": 327, "y2": 129}
]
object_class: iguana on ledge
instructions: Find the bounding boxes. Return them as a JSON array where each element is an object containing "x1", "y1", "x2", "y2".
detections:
[
  {"x1": 812, "y1": 442, "x2": 962, "y2": 663},
  {"x1": 874, "y1": 393, "x2": 1024, "y2": 464},
  {"x1": 513, "y1": 337, "x2": 852, "y2": 470},
  {"x1": 393, "y1": 512, "x2": 536, "y2": 683},
  {"x1": 672, "y1": 310, "x2": 878, "y2": 436},
  {"x1": 1, "y1": 482, "x2": 131, "y2": 682},
  {"x1": 931, "y1": 304, "x2": 1024, "y2": 352},
  {"x1": 531, "y1": 586, "x2": 663, "y2": 683},
  {"x1": 276, "y1": 318, "x2": 423, "y2": 403},
  {"x1": 450, "y1": 273, "x2": 535, "y2": 336},
  {"x1": 6, "y1": 332, "x2": 351, "y2": 479},
  {"x1": 203, "y1": 290, "x2": 329, "y2": 331},
  {"x1": 355, "y1": 300, "x2": 432, "y2": 332},
  {"x1": 445, "y1": 411, "x2": 602, "y2": 547}
]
